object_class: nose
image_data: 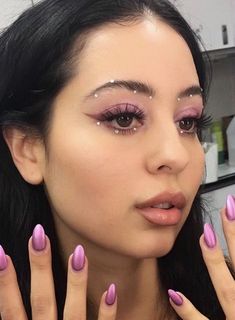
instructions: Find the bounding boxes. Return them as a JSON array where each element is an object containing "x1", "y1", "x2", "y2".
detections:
[{"x1": 145, "y1": 121, "x2": 190, "y2": 175}]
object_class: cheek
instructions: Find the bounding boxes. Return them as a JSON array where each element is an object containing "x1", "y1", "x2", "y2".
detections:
[
  {"x1": 184, "y1": 141, "x2": 205, "y2": 201},
  {"x1": 191, "y1": 142, "x2": 205, "y2": 182},
  {"x1": 43, "y1": 133, "x2": 136, "y2": 231}
]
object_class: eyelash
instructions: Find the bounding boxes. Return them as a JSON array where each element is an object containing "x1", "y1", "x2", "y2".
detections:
[{"x1": 97, "y1": 103, "x2": 212, "y2": 136}]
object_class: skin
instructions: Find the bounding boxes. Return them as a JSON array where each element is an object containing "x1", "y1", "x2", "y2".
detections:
[
  {"x1": 41, "y1": 17, "x2": 204, "y2": 318},
  {"x1": 2, "y1": 14, "x2": 235, "y2": 320}
]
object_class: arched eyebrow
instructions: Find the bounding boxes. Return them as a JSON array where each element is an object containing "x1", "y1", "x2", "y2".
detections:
[
  {"x1": 83, "y1": 80, "x2": 203, "y2": 101},
  {"x1": 177, "y1": 85, "x2": 203, "y2": 100},
  {"x1": 83, "y1": 80, "x2": 155, "y2": 101}
]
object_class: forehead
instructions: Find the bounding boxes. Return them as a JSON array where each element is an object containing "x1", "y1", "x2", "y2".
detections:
[{"x1": 76, "y1": 17, "x2": 198, "y2": 87}]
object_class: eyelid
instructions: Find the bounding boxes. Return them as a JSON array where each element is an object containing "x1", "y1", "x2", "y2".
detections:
[
  {"x1": 175, "y1": 106, "x2": 203, "y2": 121},
  {"x1": 101, "y1": 102, "x2": 143, "y2": 113}
]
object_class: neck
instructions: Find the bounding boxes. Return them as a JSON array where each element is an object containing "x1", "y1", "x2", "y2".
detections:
[
  {"x1": 90, "y1": 258, "x2": 174, "y2": 320},
  {"x1": 55, "y1": 220, "x2": 176, "y2": 320}
]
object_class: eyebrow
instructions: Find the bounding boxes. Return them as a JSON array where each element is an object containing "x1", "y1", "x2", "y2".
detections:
[
  {"x1": 178, "y1": 85, "x2": 203, "y2": 100},
  {"x1": 83, "y1": 80, "x2": 203, "y2": 101}
]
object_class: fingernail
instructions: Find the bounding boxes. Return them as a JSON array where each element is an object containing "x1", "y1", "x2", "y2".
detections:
[
  {"x1": 204, "y1": 223, "x2": 217, "y2": 248},
  {"x1": 32, "y1": 224, "x2": 46, "y2": 251},
  {"x1": 105, "y1": 283, "x2": 116, "y2": 305},
  {"x1": 226, "y1": 194, "x2": 235, "y2": 221},
  {"x1": 71, "y1": 245, "x2": 85, "y2": 271},
  {"x1": 0, "y1": 245, "x2": 8, "y2": 271},
  {"x1": 168, "y1": 289, "x2": 183, "y2": 306}
]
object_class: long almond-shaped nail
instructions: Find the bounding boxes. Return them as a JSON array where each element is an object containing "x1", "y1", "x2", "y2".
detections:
[
  {"x1": 105, "y1": 283, "x2": 116, "y2": 305},
  {"x1": 32, "y1": 224, "x2": 46, "y2": 251},
  {"x1": 0, "y1": 245, "x2": 8, "y2": 271},
  {"x1": 168, "y1": 289, "x2": 183, "y2": 306},
  {"x1": 71, "y1": 245, "x2": 85, "y2": 271},
  {"x1": 204, "y1": 223, "x2": 216, "y2": 248},
  {"x1": 226, "y1": 194, "x2": 235, "y2": 221}
]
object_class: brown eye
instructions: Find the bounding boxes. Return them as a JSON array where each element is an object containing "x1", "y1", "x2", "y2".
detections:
[
  {"x1": 116, "y1": 114, "x2": 133, "y2": 127},
  {"x1": 178, "y1": 118, "x2": 196, "y2": 133}
]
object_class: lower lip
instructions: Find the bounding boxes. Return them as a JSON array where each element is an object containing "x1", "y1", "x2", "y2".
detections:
[{"x1": 137, "y1": 207, "x2": 182, "y2": 226}]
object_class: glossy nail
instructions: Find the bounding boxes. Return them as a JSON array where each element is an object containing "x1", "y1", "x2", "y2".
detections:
[
  {"x1": 105, "y1": 283, "x2": 116, "y2": 305},
  {"x1": 204, "y1": 223, "x2": 217, "y2": 248},
  {"x1": 226, "y1": 194, "x2": 235, "y2": 221},
  {"x1": 168, "y1": 289, "x2": 183, "y2": 306},
  {"x1": 32, "y1": 224, "x2": 46, "y2": 251},
  {"x1": 72, "y1": 245, "x2": 85, "y2": 271},
  {"x1": 0, "y1": 245, "x2": 8, "y2": 271}
]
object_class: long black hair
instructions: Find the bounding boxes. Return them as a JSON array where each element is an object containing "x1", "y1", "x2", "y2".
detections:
[{"x1": 0, "y1": 0, "x2": 225, "y2": 319}]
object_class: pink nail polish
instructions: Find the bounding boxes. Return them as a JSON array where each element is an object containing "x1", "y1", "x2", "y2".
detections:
[
  {"x1": 32, "y1": 224, "x2": 46, "y2": 251},
  {"x1": 0, "y1": 245, "x2": 8, "y2": 271},
  {"x1": 71, "y1": 245, "x2": 85, "y2": 271},
  {"x1": 168, "y1": 289, "x2": 183, "y2": 306},
  {"x1": 204, "y1": 223, "x2": 217, "y2": 248},
  {"x1": 105, "y1": 283, "x2": 116, "y2": 305},
  {"x1": 226, "y1": 194, "x2": 235, "y2": 221}
]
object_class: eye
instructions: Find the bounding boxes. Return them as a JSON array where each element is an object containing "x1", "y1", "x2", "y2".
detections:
[
  {"x1": 177, "y1": 118, "x2": 197, "y2": 134},
  {"x1": 97, "y1": 103, "x2": 146, "y2": 135},
  {"x1": 176, "y1": 113, "x2": 212, "y2": 136},
  {"x1": 111, "y1": 112, "x2": 135, "y2": 127}
]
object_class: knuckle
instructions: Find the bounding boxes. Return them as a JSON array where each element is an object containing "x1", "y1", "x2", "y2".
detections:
[
  {"x1": 177, "y1": 302, "x2": 199, "y2": 319},
  {"x1": 226, "y1": 227, "x2": 235, "y2": 238},
  {"x1": 64, "y1": 310, "x2": 85, "y2": 320},
  {"x1": 221, "y1": 286, "x2": 235, "y2": 302},
  {"x1": 98, "y1": 308, "x2": 116, "y2": 318},
  {"x1": 31, "y1": 295, "x2": 52, "y2": 315},
  {"x1": 1, "y1": 306, "x2": 22, "y2": 320},
  {"x1": 207, "y1": 254, "x2": 224, "y2": 266},
  {"x1": 0, "y1": 275, "x2": 9, "y2": 287},
  {"x1": 69, "y1": 276, "x2": 85, "y2": 289},
  {"x1": 31, "y1": 258, "x2": 51, "y2": 272},
  {"x1": 0, "y1": 269, "x2": 17, "y2": 288}
]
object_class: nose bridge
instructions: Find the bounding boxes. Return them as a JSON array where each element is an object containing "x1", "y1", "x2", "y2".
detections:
[{"x1": 146, "y1": 117, "x2": 190, "y2": 174}]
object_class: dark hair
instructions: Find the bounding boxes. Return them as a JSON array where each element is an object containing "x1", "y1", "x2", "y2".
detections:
[{"x1": 0, "y1": 0, "x2": 225, "y2": 319}]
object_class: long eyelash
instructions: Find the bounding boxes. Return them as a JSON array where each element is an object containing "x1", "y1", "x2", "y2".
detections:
[
  {"x1": 196, "y1": 112, "x2": 213, "y2": 130},
  {"x1": 100, "y1": 104, "x2": 145, "y2": 122}
]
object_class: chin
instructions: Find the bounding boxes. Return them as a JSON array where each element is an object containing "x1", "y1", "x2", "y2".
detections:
[{"x1": 126, "y1": 234, "x2": 177, "y2": 259}]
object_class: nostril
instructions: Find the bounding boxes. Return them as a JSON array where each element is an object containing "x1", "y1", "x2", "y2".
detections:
[{"x1": 158, "y1": 165, "x2": 171, "y2": 171}]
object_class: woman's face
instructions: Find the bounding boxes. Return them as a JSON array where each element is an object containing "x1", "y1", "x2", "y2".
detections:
[{"x1": 42, "y1": 17, "x2": 205, "y2": 259}]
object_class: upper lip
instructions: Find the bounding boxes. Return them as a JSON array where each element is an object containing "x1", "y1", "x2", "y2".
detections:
[{"x1": 135, "y1": 191, "x2": 187, "y2": 210}]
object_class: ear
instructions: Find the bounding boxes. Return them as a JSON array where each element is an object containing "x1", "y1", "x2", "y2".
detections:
[{"x1": 3, "y1": 128, "x2": 45, "y2": 185}]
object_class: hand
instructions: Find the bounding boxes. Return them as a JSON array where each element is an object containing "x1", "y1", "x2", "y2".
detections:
[
  {"x1": 0, "y1": 225, "x2": 117, "y2": 320},
  {"x1": 168, "y1": 202, "x2": 235, "y2": 320}
]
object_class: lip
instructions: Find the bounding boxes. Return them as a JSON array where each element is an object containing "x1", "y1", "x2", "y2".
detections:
[{"x1": 135, "y1": 191, "x2": 186, "y2": 226}]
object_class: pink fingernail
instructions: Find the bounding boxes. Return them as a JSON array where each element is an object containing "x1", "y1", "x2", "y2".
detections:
[
  {"x1": 71, "y1": 245, "x2": 85, "y2": 271},
  {"x1": 0, "y1": 245, "x2": 8, "y2": 271},
  {"x1": 105, "y1": 283, "x2": 116, "y2": 305},
  {"x1": 226, "y1": 194, "x2": 235, "y2": 221},
  {"x1": 168, "y1": 289, "x2": 183, "y2": 306},
  {"x1": 204, "y1": 223, "x2": 217, "y2": 248},
  {"x1": 32, "y1": 224, "x2": 46, "y2": 251}
]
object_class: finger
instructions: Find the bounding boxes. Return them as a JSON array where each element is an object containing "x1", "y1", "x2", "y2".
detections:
[
  {"x1": 200, "y1": 223, "x2": 235, "y2": 319},
  {"x1": 0, "y1": 246, "x2": 27, "y2": 320},
  {"x1": 63, "y1": 245, "x2": 88, "y2": 320},
  {"x1": 29, "y1": 225, "x2": 57, "y2": 320},
  {"x1": 98, "y1": 284, "x2": 117, "y2": 320},
  {"x1": 221, "y1": 196, "x2": 235, "y2": 268},
  {"x1": 168, "y1": 289, "x2": 208, "y2": 320}
]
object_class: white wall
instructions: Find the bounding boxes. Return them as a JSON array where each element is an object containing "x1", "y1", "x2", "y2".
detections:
[
  {"x1": 206, "y1": 56, "x2": 235, "y2": 119},
  {"x1": 0, "y1": 0, "x2": 32, "y2": 30}
]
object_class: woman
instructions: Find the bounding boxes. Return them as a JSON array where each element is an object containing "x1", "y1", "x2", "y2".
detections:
[{"x1": 0, "y1": 0, "x2": 234, "y2": 319}]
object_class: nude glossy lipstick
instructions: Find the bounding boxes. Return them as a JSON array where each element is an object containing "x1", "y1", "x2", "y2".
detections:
[{"x1": 135, "y1": 191, "x2": 186, "y2": 226}]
